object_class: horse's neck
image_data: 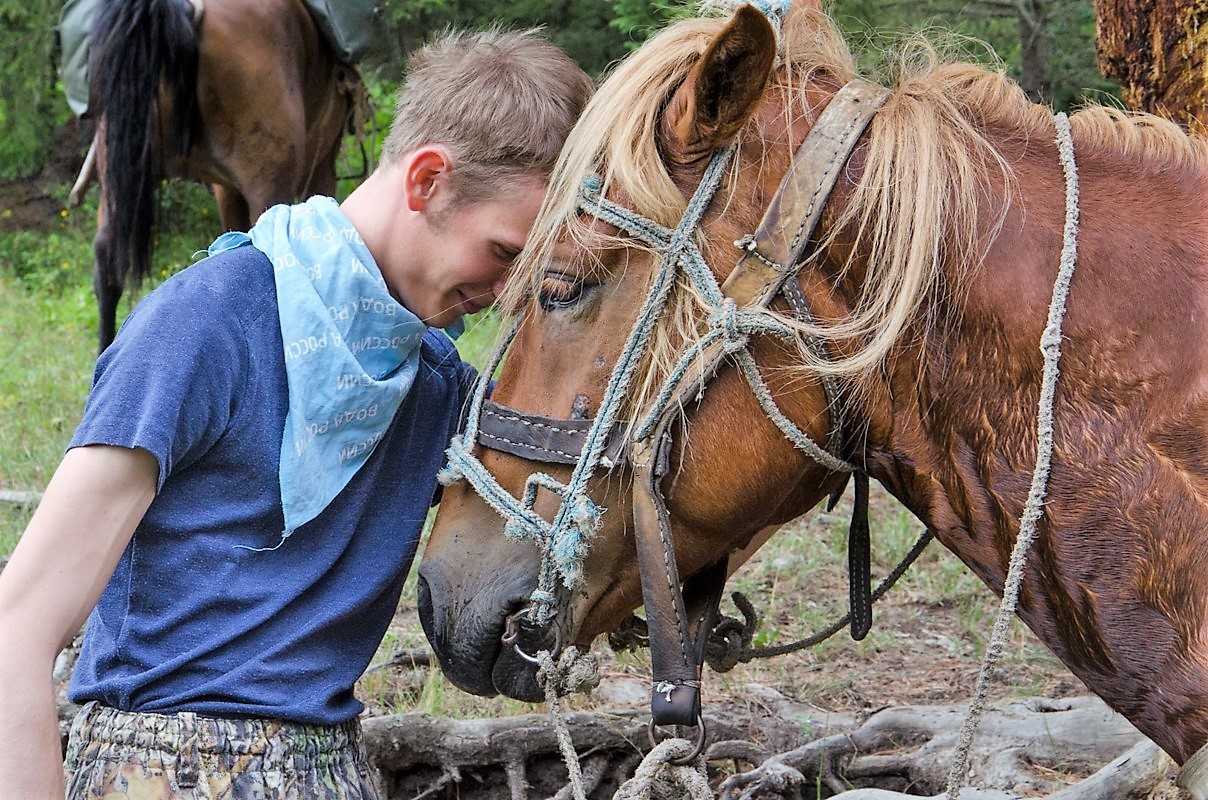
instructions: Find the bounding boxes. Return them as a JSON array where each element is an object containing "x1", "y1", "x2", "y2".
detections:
[{"x1": 856, "y1": 132, "x2": 1208, "y2": 589}]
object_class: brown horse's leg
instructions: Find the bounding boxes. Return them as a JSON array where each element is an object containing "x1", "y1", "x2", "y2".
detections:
[
  {"x1": 300, "y1": 74, "x2": 354, "y2": 202},
  {"x1": 92, "y1": 202, "x2": 121, "y2": 354},
  {"x1": 212, "y1": 184, "x2": 251, "y2": 232}
]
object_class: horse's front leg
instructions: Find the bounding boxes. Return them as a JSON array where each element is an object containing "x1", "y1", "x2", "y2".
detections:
[
  {"x1": 212, "y1": 183, "x2": 251, "y2": 232},
  {"x1": 92, "y1": 201, "x2": 121, "y2": 354}
]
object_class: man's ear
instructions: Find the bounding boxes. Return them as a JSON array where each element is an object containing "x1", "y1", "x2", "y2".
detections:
[{"x1": 404, "y1": 145, "x2": 454, "y2": 212}]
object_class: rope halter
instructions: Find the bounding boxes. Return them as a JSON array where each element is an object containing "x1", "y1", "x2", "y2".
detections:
[{"x1": 441, "y1": 145, "x2": 740, "y2": 625}]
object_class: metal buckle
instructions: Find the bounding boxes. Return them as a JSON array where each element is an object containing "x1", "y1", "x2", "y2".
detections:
[{"x1": 647, "y1": 711, "x2": 708, "y2": 765}]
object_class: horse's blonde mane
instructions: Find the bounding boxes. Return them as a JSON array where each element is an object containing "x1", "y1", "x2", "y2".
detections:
[{"x1": 505, "y1": 3, "x2": 1208, "y2": 421}]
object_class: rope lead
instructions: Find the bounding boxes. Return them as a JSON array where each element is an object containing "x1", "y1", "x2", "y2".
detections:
[{"x1": 943, "y1": 109, "x2": 1080, "y2": 800}]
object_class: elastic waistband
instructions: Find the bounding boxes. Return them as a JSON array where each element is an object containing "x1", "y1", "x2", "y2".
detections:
[{"x1": 71, "y1": 701, "x2": 365, "y2": 758}]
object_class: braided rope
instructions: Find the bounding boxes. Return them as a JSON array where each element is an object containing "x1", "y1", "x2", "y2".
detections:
[
  {"x1": 442, "y1": 146, "x2": 737, "y2": 622},
  {"x1": 444, "y1": 142, "x2": 857, "y2": 615},
  {"x1": 536, "y1": 647, "x2": 602, "y2": 800},
  {"x1": 733, "y1": 348, "x2": 856, "y2": 474},
  {"x1": 618, "y1": 280, "x2": 854, "y2": 475},
  {"x1": 943, "y1": 110, "x2": 1080, "y2": 798}
]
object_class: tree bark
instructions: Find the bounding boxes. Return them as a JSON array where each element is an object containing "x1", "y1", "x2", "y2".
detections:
[
  {"x1": 1093, "y1": 0, "x2": 1208, "y2": 132},
  {"x1": 1017, "y1": 0, "x2": 1052, "y2": 102}
]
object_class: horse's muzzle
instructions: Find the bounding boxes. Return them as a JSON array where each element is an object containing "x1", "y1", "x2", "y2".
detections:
[{"x1": 416, "y1": 568, "x2": 547, "y2": 702}]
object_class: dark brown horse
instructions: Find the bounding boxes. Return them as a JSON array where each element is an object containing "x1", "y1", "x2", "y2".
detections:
[
  {"x1": 418, "y1": 0, "x2": 1208, "y2": 790},
  {"x1": 85, "y1": 0, "x2": 363, "y2": 351}
]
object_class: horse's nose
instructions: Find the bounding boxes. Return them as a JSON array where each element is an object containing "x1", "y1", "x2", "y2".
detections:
[
  {"x1": 416, "y1": 566, "x2": 512, "y2": 698},
  {"x1": 416, "y1": 563, "x2": 548, "y2": 702},
  {"x1": 416, "y1": 570, "x2": 493, "y2": 694}
]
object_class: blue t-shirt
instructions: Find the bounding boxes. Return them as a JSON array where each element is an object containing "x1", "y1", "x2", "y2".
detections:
[{"x1": 67, "y1": 245, "x2": 475, "y2": 724}]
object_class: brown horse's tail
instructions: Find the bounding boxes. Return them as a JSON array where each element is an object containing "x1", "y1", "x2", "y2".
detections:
[{"x1": 89, "y1": 0, "x2": 202, "y2": 288}]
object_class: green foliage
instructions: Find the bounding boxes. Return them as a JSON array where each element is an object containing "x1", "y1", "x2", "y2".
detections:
[
  {"x1": 830, "y1": 0, "x2": 1118, "y2": 111},
  {"x1": 1043, "y1": 0, "x2": 1119, "y2": 109},
  {"x1": 381, "y1": 0, "x2": 630, "y2": 76},
  {"x1": 336, "y1": 77, "x2": 398, "y2": 200},
  {"x1": 0, "y1": 0, "x2": 70, "y2": 179},
  {"x1": 0, "y1": 235, "x2": 95, "y2": 549},
  {"x1": 606, "y1": 0, "x2": 694, "y2": 48},
  {"x1": 0, "y1": 1, "x2": 1124, "y2": 181}
]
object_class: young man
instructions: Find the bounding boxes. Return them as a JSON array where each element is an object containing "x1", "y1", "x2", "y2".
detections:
[{"x1": 0, "y1": 28, "x2": 592, "y2": 799}]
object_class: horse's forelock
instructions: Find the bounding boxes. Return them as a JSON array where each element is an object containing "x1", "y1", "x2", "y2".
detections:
[{"x1": 505, "y1": 8, "x2": 857, "y2": 404}]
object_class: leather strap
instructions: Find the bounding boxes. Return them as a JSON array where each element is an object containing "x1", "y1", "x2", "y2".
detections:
[
  {"x1": 478, "y1": 400, "x2": 594, "y2": 466},
  {"x1": 631, "y1": 433, "x2": 702, "y2": 726},
  {"x1": 477, "y1": 400, "x2": 627, "y2": 468},
  {"x1": 467, "y1": 80, "x2": 889, "y2": 730},
  {"x1": 624, "y1": 80, "x2": 888, "y2": 729},
  {"x1": 848, "y1": 472, "x2": 872, "y2": 639},
  {"x1": 721, "y1": 79, "x2": 889, "y2": 306},
  {"x1": 468, "y1": 85, "x2": 888, "y2": 475}
]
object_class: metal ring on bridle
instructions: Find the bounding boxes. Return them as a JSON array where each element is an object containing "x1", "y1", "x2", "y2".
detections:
[
  {"x1": 647, "y1": 712, "x2": 708, "y2": 765},
  {"x1": 502, "y1": 610, "x2": 562, "y2": 664}
]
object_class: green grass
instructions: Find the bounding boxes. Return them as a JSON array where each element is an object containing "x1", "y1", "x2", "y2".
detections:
[
  {"x1": 0, "y1": 210, "x2": 98, "y2": 550},
  {"x1": 0, "y1": 180, "x2": 220, "y2": 549}
]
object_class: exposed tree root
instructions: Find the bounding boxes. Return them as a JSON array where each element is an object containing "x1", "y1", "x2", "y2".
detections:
[{"x1": 359, "y1": 691, "x2": 1181, "y2": 799}]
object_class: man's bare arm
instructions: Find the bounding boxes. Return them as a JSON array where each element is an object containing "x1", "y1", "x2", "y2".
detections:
[{"x1": 0, "y1": 445, "x2": 157, "y2": 798}]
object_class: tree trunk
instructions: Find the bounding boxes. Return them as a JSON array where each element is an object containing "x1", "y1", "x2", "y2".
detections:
[
  {"x1": 1017, "y1": 0, "x2": 1052, "y2": 103},
  {"x1": 1093, "y1": 0, "x2": 1208, "y2": 133}
]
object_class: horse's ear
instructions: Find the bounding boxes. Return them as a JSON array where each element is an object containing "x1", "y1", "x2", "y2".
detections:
[{"x1": 661, "y1": 5, "x2": 777, "y2": 166}]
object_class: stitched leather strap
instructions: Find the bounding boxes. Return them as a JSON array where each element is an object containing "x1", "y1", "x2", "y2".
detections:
[
  {"x1": 632, "y1": 432, "x2": 722, "y2": 726},
  {"x1": 721, "y1": 79, "x2": 889, "y2": 306},
  {"x1": 848, "y1": 472, "x2": 872, "y2": 639},
  {"x1": 478, "y1": 401, "x2": 593, "y2": 465}
]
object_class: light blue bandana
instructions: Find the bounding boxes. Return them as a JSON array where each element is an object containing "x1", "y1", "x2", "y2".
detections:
[{"x1": 209, "y1": 196, "x2": 425, "y2": 542}]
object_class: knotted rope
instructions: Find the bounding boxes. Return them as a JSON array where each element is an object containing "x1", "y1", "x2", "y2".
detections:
[
  {"x1": 441, "y1": 147, "x2": 737, "y2": 623},
  {"x1": 443, "y1": 124, "x2": 852, "y2": 625},
  {"x1": 633, "y1": 298, "x2": 855, "y2": 474},
  {"x1": 943, "y1": 110, "x2": 1080, "y2": 799},
  {"x1": 612, "y1": 739, "x2": 713, "y2": 800}
]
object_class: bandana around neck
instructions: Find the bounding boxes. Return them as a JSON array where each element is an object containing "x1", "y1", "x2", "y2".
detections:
[{"x1": 209, "y1": 195, "x2": 425, "y2": 544}]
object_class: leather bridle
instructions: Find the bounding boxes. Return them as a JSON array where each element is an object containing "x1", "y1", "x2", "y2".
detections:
[{"x1": 442, "y1": 79, "x2": 889, "y2": 755}]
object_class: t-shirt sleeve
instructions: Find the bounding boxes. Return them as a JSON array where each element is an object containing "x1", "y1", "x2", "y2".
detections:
[{"x1": 70, "y1": 272, "x2": 250, "y2": 491}]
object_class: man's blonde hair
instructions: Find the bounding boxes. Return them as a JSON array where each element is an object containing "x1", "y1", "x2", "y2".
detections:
[{"x1": 382, "y1": 28, "x2": 594, "y2": 203}]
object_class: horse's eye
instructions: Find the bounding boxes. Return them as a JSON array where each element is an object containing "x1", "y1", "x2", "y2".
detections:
[{"x1": 537, "y1": 274, "x2": 587, "y2": 311}]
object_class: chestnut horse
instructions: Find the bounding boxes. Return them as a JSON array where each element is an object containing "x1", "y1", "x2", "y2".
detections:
[
  {"x1": 418, "y1": 0, "x2": 1208, "y2": 787},
  {"x1": 86, "y1": 0, "x2": 362, "y2": 352}
]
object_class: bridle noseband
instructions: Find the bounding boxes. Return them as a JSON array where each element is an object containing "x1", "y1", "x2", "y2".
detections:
[{"x1": 440, "y1": 79, "x2": 889, "y2": 750}]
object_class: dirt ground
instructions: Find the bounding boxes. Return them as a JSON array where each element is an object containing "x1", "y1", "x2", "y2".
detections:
[{"x1": 0, "y1": 120, "x2": 94, "y2": 233}]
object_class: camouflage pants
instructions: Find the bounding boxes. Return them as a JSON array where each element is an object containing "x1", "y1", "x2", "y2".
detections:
[{"x1": 63, "y1": 701, "x2": 384, "y2": 799}]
